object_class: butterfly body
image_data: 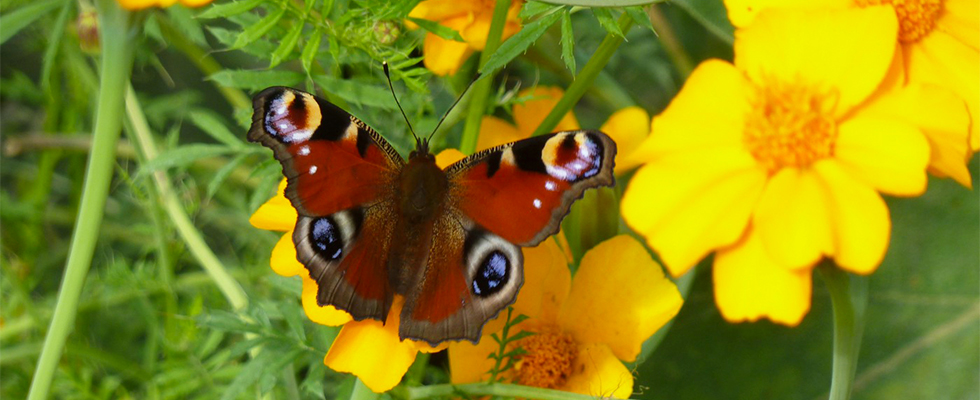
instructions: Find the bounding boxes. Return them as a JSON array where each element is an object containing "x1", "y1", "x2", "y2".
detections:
[{"x1": 248, "y1": 86, "x2": 616, "y2": 345}]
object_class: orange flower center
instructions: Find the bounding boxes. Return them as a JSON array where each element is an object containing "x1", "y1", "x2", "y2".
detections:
[
  {"x1": 743, "y1": 77, "x2": 839, "y2": 173},
  {"x1": 513, "y1": 329, "x2": 577, "y2": 389},
  {"x1": 856, "y1": 0, "x2": 943, "y2": 42}
]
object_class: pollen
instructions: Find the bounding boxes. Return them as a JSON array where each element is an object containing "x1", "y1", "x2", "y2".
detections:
[
  {"x1": 856, "y1": 0, "x2": 943, "y2": 42},
  {"x1": 743, "y1": 77, "x2": 839, "y2": 173},
  {"x1": 513, "y1": 329, "x2": 577, "y2": 389}
]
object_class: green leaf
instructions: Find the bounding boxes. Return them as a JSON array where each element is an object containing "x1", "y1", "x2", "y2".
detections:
[
  {"x1": 407, "y1": 17, "x2": 464, "y2": 42},
  {"x1": 311, "y1": 75, "x2": 397, "y2": 110},
  {"x1": 166, "y1": 6, "x2": 207, "y2": 46},
  {"x1": 269, "y1": 21, "x2": 304, "y2": 68},
  {"x1": 671, "y1": 0, "x2": 734, "y2": 45},
  {"x1": 519, "y1": 1, "x2": 560, "y2": 19},
  {"x1": 0, "y1": 0, "x2": 62, "y2": 45},
  {"x1": 536, "y1": 0, "x2": 664, "y2": 4},
  {"x1": 300, "y1": 29, "x2": 322, "y2": 73},
  {"x1": 625, "y1": 5, "x2": 655, "y2": 32},
  {"x1": 479, "y1": 10, "x2": 562, "y2": 76},
  {"x1": 559, "y1": 10, "x2": 575, "y2": 72},
  {"x1": 208, "y1": 69, "x2": 304, "y2": 91},
  {"x1": 207, "y1": 26, "x2": 277, "y2": 56},
  {"x1": 196, "y1": 0, "x2": 264, "y2": 19},
  {"x1": 592, "y1": 7, "x2": 624, "y2": 38},
  {"x1": 231, "y1": 7, "x2": 286, "y2": 49},
  {"x1": 188, "y1": 110, "x2": 245, "y2": 149},
  {"x1": 140, "y1": 144, "x2": 236, "y2": 173}
]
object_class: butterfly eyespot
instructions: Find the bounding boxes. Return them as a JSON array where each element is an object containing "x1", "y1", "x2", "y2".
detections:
[
  {"x1": 472, "y1": 250, "x2": 510, "y2": 297},
  {"x1": 310, "y1": 217, "x2": 344, "y2": 260}
]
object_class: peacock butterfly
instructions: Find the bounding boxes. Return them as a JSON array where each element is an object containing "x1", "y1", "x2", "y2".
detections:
[{"x1": 247, "y1": 85, "x2": 616, "y2": 346}]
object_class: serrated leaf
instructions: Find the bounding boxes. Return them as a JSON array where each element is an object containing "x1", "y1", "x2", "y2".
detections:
[
  {"x1": 510, "y1": 314, "x2": 530, "y2": 325},
  {"x1": 311, "y1": 75, "x2": 397, "y2": 110},
  {"x1": 208, "y1": 69, "x2": 304, "y2": 91},
  {"x1": 141, "y1": 144, "x2": 236, "y2": 173},
  {"x1": 207, "y1": 26, "x2": 277, "y2": 57},
  {"x1": 197, "y1": 310, "x2": 261, "y2": 334},
  {"x1": 559, "y1": 10, "x2": 575, "y2": 72},
  {"x1": 507, "y1": 330, "x2": 536, "y2": 342},
  {"x1": 166, "y1": 6, "x2": 207, "y2": 46},
  {"x1": 231, "y1": 7, "x2": 285, "y2": 49},
  {"x1": 0, "y1": 0, "x2": 62, "y2": 45},
  {"x1": 592, "y1": 7, "x2": 624, "y2": 38},
  {"x1": 206, "y1": 153, "x2": 248, "y2": 199},
  {"x1": 188, "y1": 110, "x2": 245, "y2": 148},
  {"x1": 407, "y1": 17, "x2": 464, "y2": 42},
  {"x1": 519, "y1": 1, "x2": 559, "y2": 19},
  {"x1": 196, "y1": 0, "x2": 264, "y2": 19},
  {"x1": 479, "y1": 10, "x2": 562, "y2": 76},
  {"x1": 270, "y1": 21, "x2": 304, "y2": 68},
  {"x1": 300, "y1": 29, "x2": 322, "y2": 73},
  {"x1": 625, "y1": 5, "x2": 655, "y2": 32}
]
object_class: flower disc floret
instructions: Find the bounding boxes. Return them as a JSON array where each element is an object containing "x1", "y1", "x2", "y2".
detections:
[
  {"x1": 514, "y1": 329, "x2": 577, "y2": 388},
  {"x1": 856, "y1": 0, "x2": 943, "y2": 42}
]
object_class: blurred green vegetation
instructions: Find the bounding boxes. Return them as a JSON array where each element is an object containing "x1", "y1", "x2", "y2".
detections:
[{"x1": 1, "y1": 0, "x2": 976, "y2": 398}]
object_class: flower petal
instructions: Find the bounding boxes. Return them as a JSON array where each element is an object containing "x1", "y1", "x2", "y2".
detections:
[
  {"x1": 813, "y1": 160, "x2": 891, "y2": 274},
  {"x1": 476, "y1": 116, "x2": 524, "y2": 151},
  {"x1": 447, "y1": 336, "x2": 499, "y2": 384},
  {"x1": 735, "y1": 6, "x2": 898, "y2": 116},
  {"x1": 621, "y1": 148, "x2": 767, "y2": 276},
  {"x1": 558, "y1": 235, "x2": 682, "y2": 362},
  {"x1": 423, "y1": 28, "x2": 473, "y2": 76},
  {"x1": 562, "y1": 344, "x2": 634, "y2": 399},
  {"x1": 408, "y1": 0, "x2": 478, "y2": 21},
  {"x1": 834, "y1": 115, "x2": 930, "y2": 196},
  {"x1": 753, "y1": 167, "x2": 834, "y2": 270},
  {"x1": 271, "y1": 231, "x2": 305, "y2": 277},
  {"x1": 513, "y1": 87, "x2": 579, "y2": 137},
  {"x1": 937, "y1": 0, "x2": 979, "y2": 52},
  {"x1": 435, "y1": 148, "x2": 466, "y2": 168},
  {"x1": 722, "y1": 0, "x2": 850, "y2": 28},
  {"x1": 249, "y1": 179, "x2": 295, "y2": 231},
  {"x1": 599, "y1": 106, "x2": 651, "y2": 175},
  {"x1": 714, "y1": 228, "x2": 812, "y2": 326},
  {"x1": 301, "y1": 276, "x2": 353, "y2": 326}
]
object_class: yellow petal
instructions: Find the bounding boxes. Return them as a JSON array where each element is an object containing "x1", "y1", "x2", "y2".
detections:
[
  {"x1": 423, "y1": 29, "x2": 473, "y2": 76},
  {"x1": 178, "y1": 0, "x2": 212, "y2": 7},
  {"x1": 621, "y1": 148, "x2": 767, "y2": 276},
  {"x1": 513, "y1": 87, "x2": 580, "y2": 137},
  {"x1": 562, "y1": 344, "x2": 634, "y2": 399},
  {"x1": 599, "y1": 106, "x2": 651, "y2": 174},
  {"x1": 408, "y1": 0, "x2": 478, "y2": 21},
  {"x1": 833, "y1": 115, "x2": 931, "y2": 196},
  {"x1": 813, "y1": 160, "x2": 891, "y2": 274},
  {"x1": 857, "y1": 83, "x2": 971, "y2": 187},
  {"x1": 447, "y1": 336, "x2": 499, "y2": 384},
  {"x1": 116, "y1": 0, "x2": 176, "y2": 10},
  {"x1": 270, "y1": 231, "x2": 305, "y2": 277},
  {"x1": 476, "y1": 116, "x2": 524, "y2": 151},
  {"x1": 714, "y1": 229, "x2": 812, "y2": 326},
  {"x1": 735, "y1": 6, "x2": 898, "y2": 116},
  {"x1": 937, "y1": 0, "x2": 979, "y2": 52},
  {"x1": 323, "y1": 319, "x2": 417, "y2": 392},
  {"x1": 558, "y1": 235, "x2": 682, "y2": 362},
  {"x1": 249, "y1": 179, "x2": 295, "y2": 231},
  {"x1": 301, "y1": 276, "x2": 353, "y2": 326},
  {"x1": 435, "y1": 148, "x2": 466, "y2": 167},
  {"x1": 722, "y1": 0, "x2": 851, "y2": 28},
  {"x1": 753, "y1": 168, "x2": 834, "y2": 270}
]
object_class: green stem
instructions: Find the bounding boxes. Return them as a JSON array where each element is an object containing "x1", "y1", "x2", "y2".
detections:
[
  {"x1": 646, "y1": 4, "x2": 694, "y2": 78},
  {"x1": 819, "y1": 264, "x2": 869, "y2": 400},
  {"x1": 407, "y1": 382, "x2": 620, "y2": 400},
  {"x1": 458, "y1": 0, "x2": 511, "y2": 154},
  {"x1": 530, "y1": 13, "x2": 633, "y2": 137},
  {"x1": 124, "y1": 86, "x2": 249, "y2": 311},
  {"x1": 27, "y1": 1, "x2": 137, "y2": 399}
]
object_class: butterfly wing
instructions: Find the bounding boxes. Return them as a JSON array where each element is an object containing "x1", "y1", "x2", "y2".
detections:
[
  {"x1": 398, "y1": 131, "x2": 616, "y2": 345},
  {"x1": 248, "y1": 87, "x2": 403, "y2": 322}
]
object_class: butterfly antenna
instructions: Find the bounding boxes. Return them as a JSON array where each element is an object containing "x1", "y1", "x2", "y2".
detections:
[
  {"x1": 427, "y1": 72, "x2": 483, "y2": 143},
  {"x1": 383, "y1": 61, "x2": 419, "y2": 147}
]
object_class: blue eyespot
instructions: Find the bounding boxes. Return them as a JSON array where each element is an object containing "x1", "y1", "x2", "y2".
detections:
[
  {"x1": 310, "y1": 217, "x2": 343, "y2": 260},
  {"x1": 472, "y1": 251, "x2": 509, "y2": 297}
]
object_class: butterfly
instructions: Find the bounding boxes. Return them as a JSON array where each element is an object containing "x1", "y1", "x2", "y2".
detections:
[{"x1": 247, "y1": 86, "x2": 616, "y2": 346}]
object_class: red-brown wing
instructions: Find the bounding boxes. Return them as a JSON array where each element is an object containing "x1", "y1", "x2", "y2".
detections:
[
  {"x1": 445, "y1": 131, "x2": 617, "y2": 247},
  {"x1": 247, "y1": 86, "x2": 403, "y2": 217}
]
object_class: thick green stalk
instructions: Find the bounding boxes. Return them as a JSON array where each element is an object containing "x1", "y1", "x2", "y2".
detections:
[
  {"x1": 27, "y1": 1, "x2": 137, "y2": 398},
  {"x1": 819, "y1": 264, "x2": 869, "y2": 400},
  {"x1": 458, "y1": 0, "x2": 511, "y2": 154},
  {"x1": 407, "y1": 382, "x2": 625, "y2": 400},
  {"x1": 530, "y1": 13, "x2": 633, "y2": 137}
]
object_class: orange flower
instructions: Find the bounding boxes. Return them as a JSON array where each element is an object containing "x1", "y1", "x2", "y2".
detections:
[
  {"x1": 409, "y1": 0, "x2": 523, "y2": 76},
  {"x1": 117, "y1": 0, "x2": 211, "y2": 10}
]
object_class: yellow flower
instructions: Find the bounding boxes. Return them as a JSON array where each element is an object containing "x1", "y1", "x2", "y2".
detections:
[
  {"x1": 448, "y1": 235, "x2": 683, "y2": 398},
  {"x1": 117, "y1": 0, "x2": 211, "y2": 10},
  {"x1": 621, "y1": 7, "x2": 966, "y2": 325},
  {"x1": 408, "y1": 0, "x2": 523, "y2": 76},
  {"x1": 725, "y1": 0, "x2": 978, "y2": 185}
]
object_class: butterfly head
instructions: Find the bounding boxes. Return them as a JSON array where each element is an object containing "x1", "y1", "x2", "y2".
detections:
[{"x1": 409, "y1": 137, "x2": 434, "y2": 161}]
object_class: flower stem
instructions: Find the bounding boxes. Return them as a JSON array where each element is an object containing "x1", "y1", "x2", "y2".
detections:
[
  {"x1": 530, "y1": 12, "x2": 633, "y2": 137},
  {"x1": 459, "y1": 0, "x2": 511, "y2": 154},
  {"x1": 27, "y1": 1, "x2": 137, "y2": 398},
  {"x1": 646, "y1": 4, "x2": 694, "y2": 78},
  {"x1": 407, "y1": 382, "x2": 615, "y2": 400},
  {"x1": 819, "y1": 264, "x2": 869, "y2": 400}
]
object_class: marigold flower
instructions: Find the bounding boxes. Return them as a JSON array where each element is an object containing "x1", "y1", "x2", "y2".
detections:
[
  {"x1": 408, "y1": 0, "x2": 523, "y2": 76},
  {"x1": 448, "y1": 235, "x2": 683, "y2": 398},
  {"x1": 117, "y1": 0, "x2": 211, "y2": 11},
  {"x1": 621, "y1": 7, "x2": 967, "y2": 325},
  {"x1": 725, "y1": 0, "x2": 978, "y2": 185}
]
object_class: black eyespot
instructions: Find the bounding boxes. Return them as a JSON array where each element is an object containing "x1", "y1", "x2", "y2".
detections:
[
  {"x1": 472, "y1": 250, "x2": 509, "y2": 297},
  {"x1": 310, "y1": 217, "x2": 343, "y2": 260}
]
